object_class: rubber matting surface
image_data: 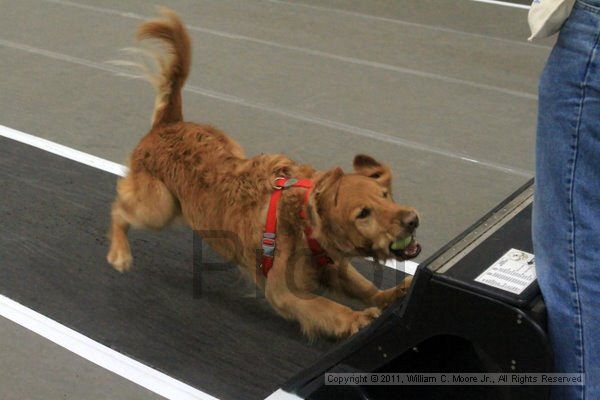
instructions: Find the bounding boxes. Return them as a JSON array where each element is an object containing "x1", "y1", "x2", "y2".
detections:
[{"x1": 0, "y1": 136, "x2": 406, "y2": 399}]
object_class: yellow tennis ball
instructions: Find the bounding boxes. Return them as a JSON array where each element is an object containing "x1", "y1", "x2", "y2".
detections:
[{"x1": 391, "y1": 235, "x2": 412, "y2": 251}]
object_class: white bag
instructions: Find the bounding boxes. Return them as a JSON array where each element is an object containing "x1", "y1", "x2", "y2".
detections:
[{"x1": 528, "y1": 0, "x2": 576, "y2": 40}]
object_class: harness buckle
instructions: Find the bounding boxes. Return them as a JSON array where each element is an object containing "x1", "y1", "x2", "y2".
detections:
[
  {"x1": 262, "y1": 232, "x2": 276, "y2": 256},
  {"x1": 282, "y1": 178, "x2": 299, "y2": 188},
  {"x1": 272, "y1": 177, "x2": 287, "y2": 190}
]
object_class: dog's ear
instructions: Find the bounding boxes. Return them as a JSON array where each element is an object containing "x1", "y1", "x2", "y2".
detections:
[
  {"x1": 315, "y1": 167, "x2": 344, "y2": 195},
  {"x1": 353, "y1": 154, "x2": 392, "y2": 190}
]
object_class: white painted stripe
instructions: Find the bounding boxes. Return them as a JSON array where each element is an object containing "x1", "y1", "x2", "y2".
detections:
[
  {"x1": 0, "y1": 294, "x2": 218, "y2": 400},
  {"x1": 366, "y1": 259, "x2": 419, "y2": 275},
  {"x1": 383, "y1": 259, "x2": 419, "y2": 275},
  {"x1": 266, "y1": 0, "x2": 541, "y2": 47},
  {"x1": 0, "y1": 124, "x2": 127, "y2": 177},
  {"x1": 38, "y1": 0, "x2": 541, "y2": 99},
  {"x1": 0, "y1": 39, "x2": 534, "y2": 179},
  {"x1": 469, "y1": 0, "x2": 531, "y2": 9},
  {"x1": 265, "y1": 389, "x2": 303, "y2": 400}
]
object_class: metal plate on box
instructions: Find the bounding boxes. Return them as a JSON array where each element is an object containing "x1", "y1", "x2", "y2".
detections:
[{"x1": 474, "y1": 249, "x2": 536, "y2": 295}]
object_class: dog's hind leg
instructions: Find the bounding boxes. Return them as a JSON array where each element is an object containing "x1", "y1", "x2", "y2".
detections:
[
  {"x1": 107, "y1": 169, "x2": 179, "y2": 272},
  {"x1": 107, "y1": 200, "x2": 133, "y2": 272}
]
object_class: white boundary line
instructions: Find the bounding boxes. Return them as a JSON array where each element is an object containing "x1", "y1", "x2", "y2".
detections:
[
  {"x1": 267, "y1": 0, "x2": 536, "y2": 31},
  {"x1": 0, "y1": 38, "x2": 534, "y2": 179},
  {"x1": 382, "y1": 259, "x2": 419, "y2": 275},
  {"x1": 47, "y1": 0, "x2": 543, "y2": 50},
  {"x1": 0, "y1": 295, "x2": 218, "y2": 400},
  {"x1": 265, "y1": 389, "x2": 303, "y2": 399},
  {"x1": 366, "y1": 258, "x2": 419, "y2": 275},
  {"x1": 38, "y1": 0, "x2": 541, "y2": 100},
  {"x1": 0, "y1": 124, "x2": 127, "y2": 177},
  {"x1": 469, "y1": 0, "x2": 531, "y2": 9}
]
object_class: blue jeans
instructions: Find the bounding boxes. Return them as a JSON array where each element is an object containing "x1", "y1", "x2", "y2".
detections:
[{"x1": 534, "y1": 1, "x2": 600, "y2": 399}]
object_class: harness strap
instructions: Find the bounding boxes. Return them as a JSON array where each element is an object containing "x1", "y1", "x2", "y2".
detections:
[{"x1": 260, "y1": 177, "x2": 333, "y2": 277}]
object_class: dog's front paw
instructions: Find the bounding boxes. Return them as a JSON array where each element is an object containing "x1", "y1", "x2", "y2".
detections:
[
  {"x1": 107, "y1": 247, "x2": 133, "y2": 272},
  {"x1": 343, "y1": 307, "x2": 381, "y2": 337},
  {"x1": 371, "y1": 276, "x2": 413, "y2": 309}
]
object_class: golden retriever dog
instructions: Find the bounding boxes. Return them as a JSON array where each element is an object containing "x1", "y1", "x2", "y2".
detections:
[{"x1": 107, "y1": 8, "x2": 421, "y2": 339}]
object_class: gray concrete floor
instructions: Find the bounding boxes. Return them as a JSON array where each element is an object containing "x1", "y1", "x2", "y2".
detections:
[{"x1": 0, "y1": 0, "x2": 550, "y2": 399}]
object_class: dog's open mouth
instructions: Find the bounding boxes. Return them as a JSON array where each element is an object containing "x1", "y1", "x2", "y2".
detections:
[{"x1": 389, "y1": 236, "x2": 422, "y2": 260}]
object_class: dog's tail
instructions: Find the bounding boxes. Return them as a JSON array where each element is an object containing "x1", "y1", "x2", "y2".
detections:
[{"x1": 137, "y1": 8, "x2": 191, "y2": 128}]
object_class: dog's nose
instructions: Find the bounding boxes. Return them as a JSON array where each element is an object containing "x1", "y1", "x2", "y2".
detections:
[{"x1": 401, "y1": 211, "x2": 419, "y2": 231}]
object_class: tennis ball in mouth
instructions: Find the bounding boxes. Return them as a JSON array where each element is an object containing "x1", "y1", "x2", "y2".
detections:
[{"x1": 391, "y1": 235, "x2": 413, "y2": 251}]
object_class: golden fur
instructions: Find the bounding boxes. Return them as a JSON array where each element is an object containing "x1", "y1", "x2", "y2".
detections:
[{"x1": 107, "y1": 8, "x2": 420, "y2": 339}]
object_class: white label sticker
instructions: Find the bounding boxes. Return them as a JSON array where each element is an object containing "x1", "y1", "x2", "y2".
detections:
[{"x1": 474, "y1": 249, "x2": 536, "y2": 295}]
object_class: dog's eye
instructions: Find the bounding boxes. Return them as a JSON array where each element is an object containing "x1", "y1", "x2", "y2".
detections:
[
  {"x1": 382, "y1": 191, "x2": 388, "y2": 198},
  {"x1": 356, "y1": 208, "x2": 371, "y2": 219},
  {"x1": 370, "y1": 172, "x2": 382, "y2": 179}
]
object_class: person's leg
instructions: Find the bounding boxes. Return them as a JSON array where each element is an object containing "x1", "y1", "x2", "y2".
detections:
[{"x1": 534, "y1": 1, "x2": 600, "y2": 398}]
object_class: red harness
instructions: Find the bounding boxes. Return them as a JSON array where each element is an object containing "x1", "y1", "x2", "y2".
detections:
[{"x1": 260, "y1": 177, "x2": 333, "y2": 277}]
